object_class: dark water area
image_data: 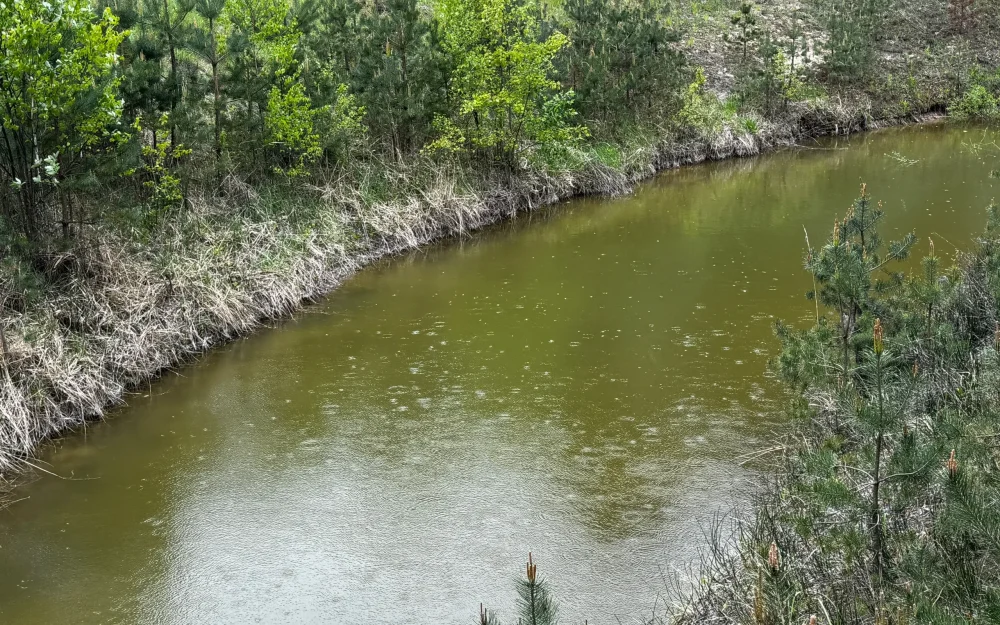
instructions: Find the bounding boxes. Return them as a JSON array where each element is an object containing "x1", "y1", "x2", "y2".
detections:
[{"x1": 1, "y1": 123, "x2": 997, "y2": 624}]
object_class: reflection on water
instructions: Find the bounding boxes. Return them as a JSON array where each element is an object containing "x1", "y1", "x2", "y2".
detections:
[{"x1": 0, "y1": 123, "x2": 997, "y2": 624}]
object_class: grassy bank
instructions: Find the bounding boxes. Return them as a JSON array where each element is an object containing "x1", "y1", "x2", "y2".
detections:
[
  {"x1": 1, "y1": 0, "x2": 999, "y2": 476},
  {"x1": 0, "y1": 103, "x2": 950, "y2": 475}
]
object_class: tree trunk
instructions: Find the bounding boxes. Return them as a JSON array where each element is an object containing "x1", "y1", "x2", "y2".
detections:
[
  {"x1": 870, "y1": 351, "x2": 885, "y2": 583},
  {"x1": 166, "y1": 0, "x2": 179, "y2": 150},
  {"x1": 213, "y1": 60, "x2": 222, "y2": 159},
  {"x1": 211, "y1": 15, "x2": 222, "y2": 161}
]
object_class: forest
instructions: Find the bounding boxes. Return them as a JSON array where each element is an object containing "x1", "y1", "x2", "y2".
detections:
[
  {"x1": 3, "y1": 0, "x2": 999, "y2": 267},
  {"x1": 1, "y1": 0, "x2": 1000, "y2": 621}
]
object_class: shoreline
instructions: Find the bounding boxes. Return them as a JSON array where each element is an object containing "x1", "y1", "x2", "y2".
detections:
[{"x1": 0, "y1": 106, "x2": 948, "y2": 483}]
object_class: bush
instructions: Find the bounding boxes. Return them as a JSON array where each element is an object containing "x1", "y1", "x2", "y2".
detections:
[
  {"x1": 950, "y1": 84, "x2": 1000, "y2": 121},
  {"x1": 810, "y1": 0, "x2": 890, "y2": 83},
  {"x1": 679, "y1": 188, "x2": 1000, "y2": 625},
  {"x1": 676, "y1": 68, "x2": 733, "y2": 135}
]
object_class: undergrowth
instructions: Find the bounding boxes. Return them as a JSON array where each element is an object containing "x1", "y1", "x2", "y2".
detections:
[{"x1": 670, "y1": 188, "x2": 1000, "y2": 625}]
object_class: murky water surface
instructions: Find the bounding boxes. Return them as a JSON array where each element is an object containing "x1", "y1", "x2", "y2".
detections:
[{"x1": 1, "y1": 124, "x2": 998, "y2": 624}]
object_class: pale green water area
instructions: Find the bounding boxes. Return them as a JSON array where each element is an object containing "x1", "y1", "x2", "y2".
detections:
[{"x1": 1, "y1": 124, "x2": 998, "y2": 624}]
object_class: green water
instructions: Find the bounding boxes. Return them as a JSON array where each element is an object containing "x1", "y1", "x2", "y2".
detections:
[{"x1": 1, "y1": 124, "x2": 997, "y2": 624}]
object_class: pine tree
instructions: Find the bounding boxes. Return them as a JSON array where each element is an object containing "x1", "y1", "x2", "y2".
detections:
[
  {"x1": 723, "y1": 1, "x2": 761, "y2": 63},
  {"x1": 804, "y1": 184, "x2": 915, "y2": 381},
  {"x1": 190, "y1": 0, "x2": 229, "y2": 160},
  {"x1": 108, "y1": 0, "x2": 168, "y2": 132},
  {"x1": 476, "y1": 553, "x2": 558, "y2": 625},
  {"x1": 561, "y1": 0, "x2": 687, "y2": 129},
  {"x1": 810, "y1": 0, "x2": 890, "y2": 83},
  {"x1": 223, "y1": 0, "x2": 303, "y2": 168},
  {"x1": 353, "y1": 0, "x2": 450, "y2": 158},
  {"x1": 770, "y1": 189, "x2": 1000, "y2": 623},
  {"x1": 297, "y1": 0, "x2": 362, "y2": 94},
  {"x1": 141, "y1": 0, "x2": 195, "y2": 149},
  {"x1": 516, "y1": 553, "x2": 557, "y2": 625}
]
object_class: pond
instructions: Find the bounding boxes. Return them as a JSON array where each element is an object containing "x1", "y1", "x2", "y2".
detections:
[{"x1": 1, "y1": 123, "x2": 997, "y2": 624}]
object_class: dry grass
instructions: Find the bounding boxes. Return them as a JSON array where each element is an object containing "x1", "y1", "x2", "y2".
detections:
[{"x1": 0, "y1": 99, "x2": 949, "y2": 477}]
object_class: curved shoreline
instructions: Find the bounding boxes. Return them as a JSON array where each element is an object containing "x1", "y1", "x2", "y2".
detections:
[{"x1": 0, "y1": 107, "x2": 946, "y2": 482}]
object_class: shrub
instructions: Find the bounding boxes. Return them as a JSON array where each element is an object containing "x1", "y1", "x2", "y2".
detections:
[
  {"x1": 677, "y1": 68, "x2": 732, "y2": 135},
  {"x1": 950, "y1": 84, "x2": 1000, "y2": 121},
  {"x1": 680, "y1": 189, "x2": 1000, "y2": 625}
]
